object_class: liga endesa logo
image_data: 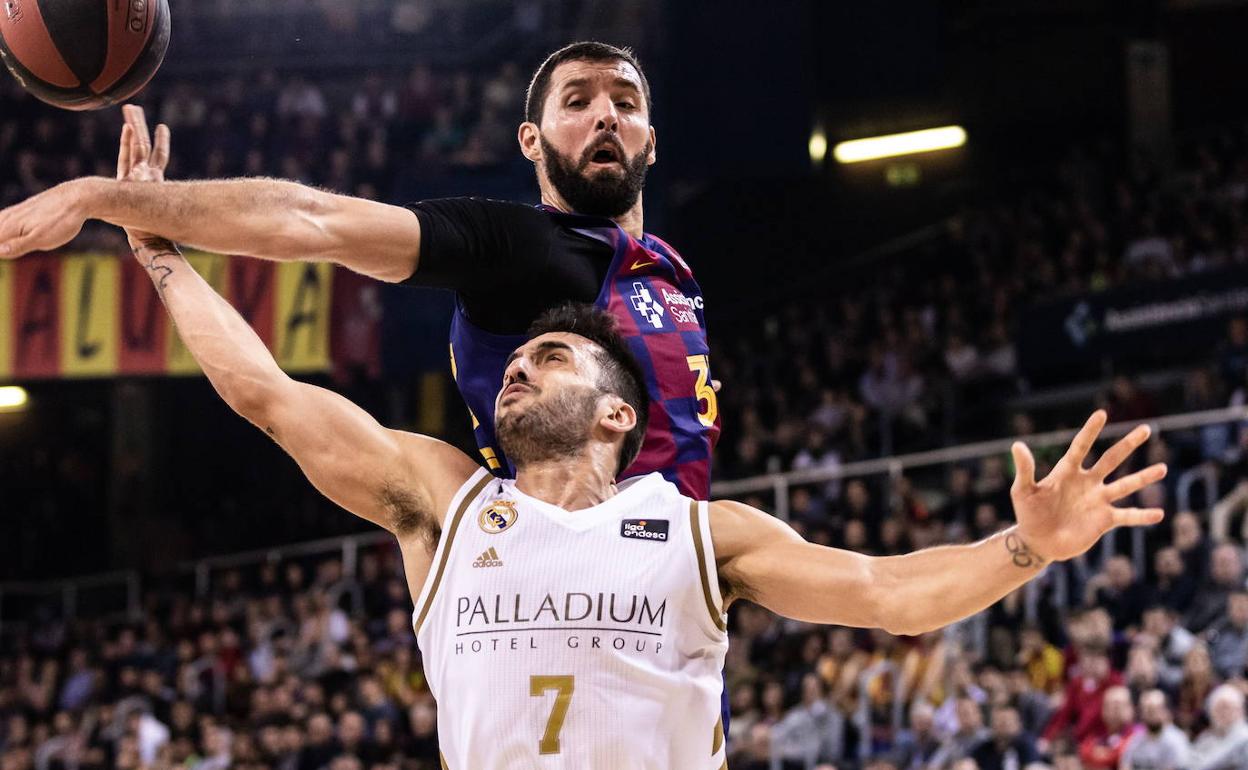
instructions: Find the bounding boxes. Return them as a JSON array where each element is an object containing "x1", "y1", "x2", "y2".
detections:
[{"x1": 620, "y1": 519, "x2": 669, "y2": 542}]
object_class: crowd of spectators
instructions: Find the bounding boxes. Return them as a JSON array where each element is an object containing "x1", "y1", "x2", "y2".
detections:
[
  {"x1": 0, "y1": 552, "x2": 445, "y2": 770},
  {"x1": 5, "y1": 30, "x2": 1248, "y2": 770},
  {"x1": 5, "y1": 46, "x2": 1248, "y2": 489},
  {"x1": 720, "y1": 499, "x2": 1248, "y2": 770},
  {"x1": 0, "y1": 58, "x2": 529, "y2": 215},
  {"x1": 4, "y1": 498, "x2": 1248, "y2": 770},
  {"x1": 709, "y1": 126, "x2": 1248, "y2": 483}
]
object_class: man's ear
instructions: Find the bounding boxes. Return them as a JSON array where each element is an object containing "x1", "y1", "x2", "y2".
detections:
[
  {"x1": 519, "y1": 122, "x2": 542, "y2": 163},
  {"x1": 647, "y1": 126, "x2": 657, "y2": 166},
  {"x1": 599, "y1": 396, "x2": 637, "y2": 437}
]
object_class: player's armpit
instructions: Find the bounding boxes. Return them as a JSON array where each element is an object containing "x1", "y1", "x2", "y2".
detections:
[
  {"x1": 255, "y1": 380, "x2": 480, "y2": 536},
  {"x1": 709, "y1": 500, "x2": 887, "y2": 630}
]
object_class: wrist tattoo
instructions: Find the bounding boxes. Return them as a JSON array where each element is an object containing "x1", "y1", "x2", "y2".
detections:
[
  {"x1": 134, "y1": 236, "x2": 179, "y2": 293},
  {"x1": 1005, "y1": 532, "x2": 1046, "y2": 569}
]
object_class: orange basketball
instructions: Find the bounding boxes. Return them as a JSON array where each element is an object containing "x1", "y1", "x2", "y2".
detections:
[{"x1": 0, "y1": 0, "x2": 170, "y2": 111}]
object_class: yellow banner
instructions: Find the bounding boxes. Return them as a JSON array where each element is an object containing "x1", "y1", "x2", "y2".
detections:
[
  {"x1": 0, "y1": 252, "x2": 337, "y2": 379},
  {"x1": 59, "y1": 254, "x2": 120, "y2": 378},
  {"x1": 166, "y1": 252, "x2": 231, "y2": 376},
  {"x1": 274, "y1": 262, "x2": 333, "y2": 373}
]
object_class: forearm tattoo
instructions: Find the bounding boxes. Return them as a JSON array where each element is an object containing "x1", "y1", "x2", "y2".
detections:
[
  {"x1": 1005, "y1": 532, "x2": 1046, "y2": 569},
  {"x1": 134, "y1": 236, "x2": 179, "y2": 294}
]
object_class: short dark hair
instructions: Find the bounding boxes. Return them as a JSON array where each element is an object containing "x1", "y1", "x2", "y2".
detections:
[
  {"x1": 527, "y1": 303, "x2": 650, "y2": 477},
  {"x1": 525, "y1": 41, "x2": 652, "y2": 126}
]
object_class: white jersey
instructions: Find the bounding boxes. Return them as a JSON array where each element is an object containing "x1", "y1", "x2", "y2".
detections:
[{"x1": 414, "y1": 469, "x2": 729, "y2": 770}]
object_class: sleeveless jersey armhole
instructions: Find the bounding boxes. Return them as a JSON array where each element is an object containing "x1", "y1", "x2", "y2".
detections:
[
  {"x1": 689, "y1": 499, "x2": 727, "y2": 634},
  {"x1": 412, "y1": 468, "x2": 493, "y2": 635}
]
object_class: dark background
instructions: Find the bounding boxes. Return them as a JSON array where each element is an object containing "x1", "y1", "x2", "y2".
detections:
[{"x1": 3, "y1": 0, "x2": 1247, "y2": 579}]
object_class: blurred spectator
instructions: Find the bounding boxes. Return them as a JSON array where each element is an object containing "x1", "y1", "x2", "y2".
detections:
[
  {"x1": 969, "y1": 705, "x2": 1040, "y2": 770},
  {"x1": 771, "y1": 673, "x2": 844, "y2": 768},
  {"x1": 1185, "y1": 544, "x2": 1245, "y2": 633},
  {"x1": 1105, "y1": 376, "x2": 1159, "y2": 423},
  {"x1": 1218, "y1": 317, "x2": 1248, "y2": 387},
  {"x1": 1176, "y1": 644, "x2": 1217, "y2": 734},
  {"x1": 277, "y1": 76, "x2": 329, "y2": 120},
  {"x1": 1190, "y1": 685, "x2": 1248, "y2": 770},
  {"x1": 1017, "y1": 626, "x2": 1065, "y2": 694},
  {"x1": 1173, "y1": 512, "x2": 1213, "y2": 591},
  {"x1": 1141, "y1": 604, "x2": 1197, "y2": 690},
  {"x1": 1078, "y1": 685, "x2": 1142, "y2": 769},
  {"x1": 889, "y1": 701, "x2": 942, "y2": 770},
  {"x1": 1150, "y1": 547, "x2": 1199, "y2": 615},
  {"x1": 1122, "y1": 689, "x2": 1191, "y2": 770},
  {"x1": 931, "y1": 697, "x2": 990, "y2": 769},
  {"x1": 1042, "y1": 649, "x2": 1124, "y2": 748},
  {"x1": 1085, "y1": 556, "x2": 1151, "y2": 630},
  {"x1": 1205, "y1": 589, "x2": 1248, "y2": 679}
]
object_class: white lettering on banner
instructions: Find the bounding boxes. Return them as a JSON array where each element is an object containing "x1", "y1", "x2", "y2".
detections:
[{"x1": 1103, "y1": 287, "x2": 1248, "y2": 333}]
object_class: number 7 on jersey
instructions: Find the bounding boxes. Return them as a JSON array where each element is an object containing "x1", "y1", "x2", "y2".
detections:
[{"x1": 530, "y1": 675, "x2": 575, "y2": 755}]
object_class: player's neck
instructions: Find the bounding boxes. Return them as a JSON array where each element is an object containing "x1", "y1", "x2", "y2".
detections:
[
  {"x1": 539, "y1": 190, "x2": 646, "y2": 239},
  {"x1": 514, "y1": 453, "x2": 619, "y2": 512}
]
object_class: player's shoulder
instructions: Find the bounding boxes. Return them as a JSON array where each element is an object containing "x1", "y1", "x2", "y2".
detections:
[
  {"x1": 619, "y1": 471, "x2": 685, "y2": 503},
  {"x1": 707, "y1": 499, "x2": 801, "y2": 558},
  {"x1": 407, "y1": 196, "x2": 552, "y2": 223},
  {"x1": 391, "y1": 430, "x2": 492, "y2": 526}
]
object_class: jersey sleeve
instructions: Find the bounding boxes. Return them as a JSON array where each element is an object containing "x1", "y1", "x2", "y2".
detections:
[{"x1": 402, "y1": 197, "x2": 556, "y2": 292}]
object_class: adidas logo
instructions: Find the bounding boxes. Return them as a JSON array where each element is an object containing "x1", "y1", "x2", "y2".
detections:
[{"x1": 472, "y1": 547, "x2": 503, "y2": 568}]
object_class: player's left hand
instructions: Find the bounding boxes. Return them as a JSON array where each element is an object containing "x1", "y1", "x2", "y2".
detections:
[
  {"x1": 0, "y1": 181, "x2": 91, "y2": 258},
  {"x1": 116, "y1": 105, "x2": 170, "y2": 250},
  {"x1": 1010, "y1": 409, "x2": 1166, "y2": 564}
]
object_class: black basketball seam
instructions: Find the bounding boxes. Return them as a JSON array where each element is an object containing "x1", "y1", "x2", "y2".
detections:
[
  {"x1": 34, "y1": 0, "x2": 108, "y2": 86},
  {"x1": 0, "y1": 33, "x2": 96, "y2": 105},
  {"x1": 91, "y1": 0, "x2": 168, "y2": 104}
]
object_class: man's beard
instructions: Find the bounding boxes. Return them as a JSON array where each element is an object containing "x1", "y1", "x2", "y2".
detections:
[
  {"x1": 541, "y1": 135, "x2": 651, "y2": 218},
  {"x1": 496, "y1": 384, "x2": 600, "y2": 467}
]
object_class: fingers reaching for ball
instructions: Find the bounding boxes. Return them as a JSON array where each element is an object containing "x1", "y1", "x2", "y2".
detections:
[
  {"x1": 117, "y1": 124, "x2": 134, "y2": 180},
  {"x1": 118, "y1": 105, "x2": 171, "y2": 182},
  {"x1": 152, "y1": 124, "x2": 171, "y2": 174}
]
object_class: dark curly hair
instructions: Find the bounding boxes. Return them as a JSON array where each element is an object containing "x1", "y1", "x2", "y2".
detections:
[
  {"x1": 527, "y1": 303, "x2": 650, "y2": 477},
  {"x1": 525, "y1": 41, "x2": 652, "y2": 126}
]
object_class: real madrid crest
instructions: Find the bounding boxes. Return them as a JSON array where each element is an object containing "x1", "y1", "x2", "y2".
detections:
[{"x1": 478, "y1": 500, "x2": 518, "y2": 534}]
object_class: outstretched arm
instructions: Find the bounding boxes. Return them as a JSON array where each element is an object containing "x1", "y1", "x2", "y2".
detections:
[
  {"x1": 713, "y1": 411, "x2": 1165, "y2": 636},
  {"x1": 116, "y1": 117, "x2": 478, "y2": 535},
  {"x1": 0, "y1": 108, "x2": 420, "y2": 282}
]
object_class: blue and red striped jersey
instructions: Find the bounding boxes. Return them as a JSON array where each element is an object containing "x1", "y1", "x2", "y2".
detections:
[{"x1": 448, "y1": 205, "x2": 721, "y2": 499}]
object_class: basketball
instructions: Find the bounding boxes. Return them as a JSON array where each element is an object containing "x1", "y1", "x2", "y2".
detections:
[{"x1": 0, "y1": 0, "x2": 170, "y2": 111}]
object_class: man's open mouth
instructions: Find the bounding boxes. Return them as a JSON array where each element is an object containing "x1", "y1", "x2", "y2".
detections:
[{"x1": 588, "y1": 145, "x2": 622, "y2": 165}]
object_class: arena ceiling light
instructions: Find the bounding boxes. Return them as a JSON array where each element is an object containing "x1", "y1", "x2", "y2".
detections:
[
  {"x1": 833, "y1": 125, "x2": 967, "y2": 164},
  {"x1": 0, "y1": 386, "x2": 29, "y2": 412},
  {"x1": 808, "y1": 126, "x2": 829, "y2": 165}
]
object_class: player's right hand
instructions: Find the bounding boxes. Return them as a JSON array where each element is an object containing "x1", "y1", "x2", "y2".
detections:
[
  {"x1": 0, "y1": 180, "x2": 91, "y2": 259},
  {"x1": 116, "y1": 105, "x2": 171, "y2": 250},
  {"x1": 1009, "y1": 410, "x2": 1165, "y2": 564}
]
